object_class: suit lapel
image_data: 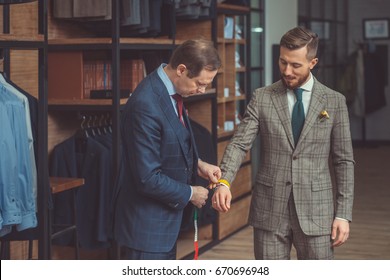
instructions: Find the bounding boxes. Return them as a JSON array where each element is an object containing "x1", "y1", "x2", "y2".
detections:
[
  {"x1": 152, "y1": 74, "x2": 191, "y2": 167},
  {"x1": 297, "y1": 79, "x2": 326, "y2": 147},
  {"x1": 271, "y1": 82, "x2": 295, "y2": 149}
]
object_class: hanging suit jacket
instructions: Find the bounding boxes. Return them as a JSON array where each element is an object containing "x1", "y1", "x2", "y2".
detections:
[
  {"x1": 50, "y1": 135, "x2": 112, "y2": 249},
  {"x1": 220, "y1": 78, "x2": 355, "y2": 236},
  {"x1": 113, "y1": 69, "x2": 199, "y2": 253}
]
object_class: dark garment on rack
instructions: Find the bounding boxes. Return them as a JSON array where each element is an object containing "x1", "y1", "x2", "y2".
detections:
[
  {"x1": 121, "y1": 0, "x2": 165, "y2": 37},
  {"x1": 53, "y1": 0, "x2": 110, "y2": 20},
  {"x1": 175, "y1": 0, "x2": 214, "y2": 19},
  {"x1": 121, "y1": 0, "x2": 141, "y2": 26},
  {"x1": 123, "y1": 0, "x2": 150, "y2": 34},
  {"x1": 53, "y1": 0, "x2": 172, "y2": 38},
  {"x1": 364, "y1": 47, "x2": 387, "y2": 114},
  {"x1": 52, "y1": 0, "x2": 73, "y2": 18},
  {"x1": 73, "y1": 0, "x2": 110, "y2": 19},
  {"x1": 221, "y1": 0, "x2": 249, "y2": 6},
  {"x1": 337, "y1": 51, "x2": 359, "y2": 107},
  {"x1": 144, "y1": 0, "x2": 163, "y2": 36},
  {"x1": 50, "y1": 135, "x2": 112, "y2": 250}
]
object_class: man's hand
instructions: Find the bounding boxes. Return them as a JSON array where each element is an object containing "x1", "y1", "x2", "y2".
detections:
[
  {"x1": 211, "y1": 185, "x2": 232, "y2": 213},
  {"x1": 190, "y1": 186, "x2": 209, "y2": 208},
  {"x1": 197, "y1": 159, "x2": 221, "y2": 184},
  {"x1": 331, "y1": 219, "x2": 350, "y2": 247}
]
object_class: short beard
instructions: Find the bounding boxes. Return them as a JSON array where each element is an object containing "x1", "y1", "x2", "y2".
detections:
[{"x1": 280, "y1": 72, "x2": 310, "y2": 90}]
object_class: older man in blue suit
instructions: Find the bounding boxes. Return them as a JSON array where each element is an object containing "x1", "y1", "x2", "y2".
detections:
[{"x1": 113, "y1": 39, "x2": 222, "y2": 260}]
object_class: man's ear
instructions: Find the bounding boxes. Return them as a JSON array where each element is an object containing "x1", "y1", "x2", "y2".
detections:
[
  {"x1": 309, "y1": 58, "x2": 318, "y2": 70},
  {"x1": 176, "y1": 64, "x2": 187, "y2": 76}
]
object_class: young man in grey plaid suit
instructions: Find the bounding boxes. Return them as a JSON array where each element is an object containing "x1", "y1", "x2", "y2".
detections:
[{"x1": 211, "y1": 26, "x2": 354, "y2": 260}]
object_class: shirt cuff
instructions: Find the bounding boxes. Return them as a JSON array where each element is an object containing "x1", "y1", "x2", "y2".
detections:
[
  {"x1": 189, "y1": 185, "x2": 193, "y2": 201},
  {"x1": 335, "y1": 217, "x2": 349, "y2": 222}
]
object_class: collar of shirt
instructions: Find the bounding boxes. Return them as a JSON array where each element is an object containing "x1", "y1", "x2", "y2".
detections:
[
  {"x1": 287, "y1": 73, "x2": 314, "y2": 117},
  {"x1": 157, "y1": 63, "x2": 179, "y2": 115}
]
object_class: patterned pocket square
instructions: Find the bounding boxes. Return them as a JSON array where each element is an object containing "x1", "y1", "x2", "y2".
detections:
[{"x1": 319, "y1": 110, "x2": 329, "y2": 120}]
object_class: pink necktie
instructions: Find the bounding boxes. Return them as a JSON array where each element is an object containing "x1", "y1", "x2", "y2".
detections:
[{"x1": 172, "y1": 93, "x2": 186, "y2": 127}]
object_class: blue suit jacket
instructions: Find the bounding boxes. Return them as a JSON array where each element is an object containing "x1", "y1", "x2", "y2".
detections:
[{"x1": 113, "y1": 69, "x2": 199, "y2": 252}]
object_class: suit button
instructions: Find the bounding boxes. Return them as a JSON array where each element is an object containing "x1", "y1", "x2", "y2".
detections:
[
  {"x1": 293, "y1": 156, "x2": 298, "y2": 160},
  {"x1": 286, "y1": 181, "x2": 291, "y2": 186}
]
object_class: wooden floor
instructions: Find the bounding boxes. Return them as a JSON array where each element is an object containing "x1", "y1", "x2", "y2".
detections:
[
  {"x1": 7, "y1": 145, "x2": 390, "y2": 259},
  {"x1": 199, "y1": 145, "x2": 390, "y2": 260}
]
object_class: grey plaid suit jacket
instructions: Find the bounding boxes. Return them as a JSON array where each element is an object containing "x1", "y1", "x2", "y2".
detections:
[{"x1": 220, "y1": 78, "x2": 354, "y2": 236}]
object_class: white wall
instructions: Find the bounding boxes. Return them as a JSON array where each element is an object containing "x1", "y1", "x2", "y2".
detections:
[{"x1": 264, "y1": 0, "x2": 298, "y2": 86}]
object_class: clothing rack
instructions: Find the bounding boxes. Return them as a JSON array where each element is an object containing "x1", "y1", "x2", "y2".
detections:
[{"x1": 0, "y1": 0, "x2": 50, "y2": 259}]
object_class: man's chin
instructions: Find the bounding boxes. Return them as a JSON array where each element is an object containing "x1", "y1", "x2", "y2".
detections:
[{"x1": 282, "y1": 78, "x2": 296, "y2": 89}]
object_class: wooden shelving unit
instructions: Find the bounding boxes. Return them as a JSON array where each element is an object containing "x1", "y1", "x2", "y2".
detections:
[{"x1": 215, "y1": 3, "x2": 252, "y2": 240}]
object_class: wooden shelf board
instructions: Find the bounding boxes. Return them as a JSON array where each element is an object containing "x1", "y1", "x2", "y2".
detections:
[
  {"x1": 120, "y1": 37, "x2": 173, "y2": 45},
  {"x1": 48, "y1": 37, "x2": 175, "y2": 46},
  {"x1": 217, "y1": 128, "x2": 235, "y2": 138},
  {"x1": 0, "y1": 34, "x2": 44, "y2": 42},
  {"x1": 50, "y1": 177, "x2": 84, "y2": 194},
  {"x1": 217, "y1": 3, "x2": 250, "y2": 13},
  {"x1": 48, "y1": 98, "x2": 128, "y2": 106},
  {"x1": 235, "y1": 94, "x2": 246, "y2": 101},
  {"x1": 217, "y1": 96, "x2": 236, "y2": 103},
  {"x1": 235, "y1": 39, "x2": 246, "y2": 44},
  {"x1": 217, "y1": 38, "x2": 246, "y2": 44}
]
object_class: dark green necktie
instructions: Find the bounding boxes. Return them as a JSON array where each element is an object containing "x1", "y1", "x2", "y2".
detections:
[{"x1": 291, "y1": 88, "x2": 305, "y2": 146}]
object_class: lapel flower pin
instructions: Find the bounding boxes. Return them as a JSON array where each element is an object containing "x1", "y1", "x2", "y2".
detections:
[{"x1": 319, "y1": 110, "x2": 330, "y2": 120}]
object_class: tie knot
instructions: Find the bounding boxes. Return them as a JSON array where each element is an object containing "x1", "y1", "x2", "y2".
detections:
[
  {"x1": 293, "y1": 88, "x2": 303, "y2": 101},
  {"x1": 172, "y1": 93, "x2": 183, "y2": 103}
]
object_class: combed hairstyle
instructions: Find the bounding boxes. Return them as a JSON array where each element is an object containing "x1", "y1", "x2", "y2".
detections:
[
  {"x1": 169, "y1": 38, "x2": 221, "y2": 78},
  {"x1": 280, "y1": 26, "x2": 319, "y2": 60}
]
